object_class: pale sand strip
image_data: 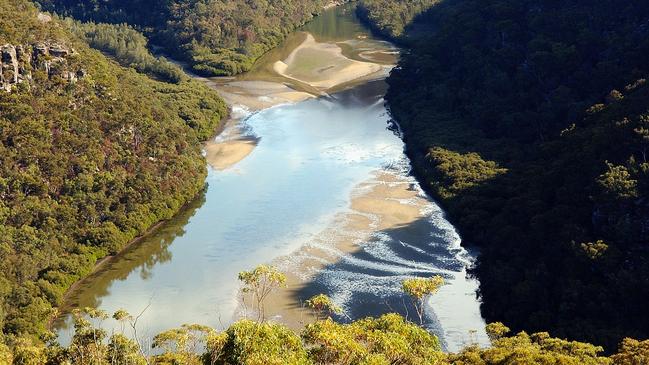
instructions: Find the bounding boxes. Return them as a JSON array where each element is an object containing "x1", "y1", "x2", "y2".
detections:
[
  {"x1": 205, "y1": 135, "x2": 258, "y2": 171},
  {"x1": 215, "y1": 80, "x2": 315, "y2": 111},
  {"x1": 237, "y1": 171, "x2": 431, "y2": 328}
]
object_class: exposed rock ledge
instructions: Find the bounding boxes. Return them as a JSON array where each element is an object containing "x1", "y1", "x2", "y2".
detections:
[{"x1": 1, "y1": 41, "x2": 85, "y2": 92}]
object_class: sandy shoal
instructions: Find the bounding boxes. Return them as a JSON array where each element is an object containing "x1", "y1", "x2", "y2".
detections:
[
  {"x1": 272, "y1": 34, "x2": 385, "y2": 91},
  {"x1": 204, "y1": 80, "x2": 317, "y2": 170},
  {"x1": 205, "y1": 135, "x2": 258, "y2": 171},
  {"x1": 203, "y1": 32, "x2": 396, "y2": 171},
  {"x1": 237, "y1": 171, "x2": 431, "y2": 328},
  {"x1": 214, "y1": 80, "x2": 315, "y2": 111}
]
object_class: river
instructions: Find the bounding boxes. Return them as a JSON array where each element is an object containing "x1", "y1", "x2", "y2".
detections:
[{"x1": 55, "y1": 4, "x2": 489, "y2": 352}]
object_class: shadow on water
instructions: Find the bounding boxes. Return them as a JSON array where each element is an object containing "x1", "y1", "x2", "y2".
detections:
[
  {"x1": 290, "y1": 214, "x2": 481, "y2": 350},
  {"x1": 54, "y1": 190, "x2": 207, "y2": 330}
]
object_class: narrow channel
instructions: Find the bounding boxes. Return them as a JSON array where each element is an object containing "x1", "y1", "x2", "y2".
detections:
[{"x1": 55, "y1": 4, "x2": 488, "y2": 352}]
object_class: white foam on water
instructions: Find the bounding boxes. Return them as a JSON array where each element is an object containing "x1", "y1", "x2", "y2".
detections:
[{"x1": 301, "y1": 161, "x2": 489, "y2": 352}]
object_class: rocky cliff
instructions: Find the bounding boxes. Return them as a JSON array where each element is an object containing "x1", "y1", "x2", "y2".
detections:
[{"x1": 1, "y1": 41, "x2": 84, "y2": 91}]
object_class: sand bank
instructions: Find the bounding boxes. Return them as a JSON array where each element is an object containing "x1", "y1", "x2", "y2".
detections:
[
  {"x1": 205, "y1": 133, "x2": 258, "y2": 171},
  {"x1": 204, "y1": 32, "x2": 396, "y2": 171},
  {"x1": 273, "y1": 34, "x2": 385, "y2": 91},
  {"x1": 214, "y1": 80, "x2": 315, "y2": 111},
  {"x1": 238, "y1": 171, "x2": 432, "y2": 328},
  {"x1": 204, "y1": 80, "x2": 316, "y2": 170}
]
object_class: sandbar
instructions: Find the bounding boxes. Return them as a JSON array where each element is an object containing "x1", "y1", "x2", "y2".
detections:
[{"x1": 273, "y1": 34, "x2": 385, "y2": 91}]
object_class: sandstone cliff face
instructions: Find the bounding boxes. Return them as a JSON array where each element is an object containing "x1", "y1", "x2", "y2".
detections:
[{"x1": 1, "y1": 42, "x2": 84, "y2": 92}]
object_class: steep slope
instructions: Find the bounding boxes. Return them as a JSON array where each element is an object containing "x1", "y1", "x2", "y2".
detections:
[
  {"x1": 356, "y1": 0, "x2": 440, "y2": 38},
  {"x1": 365, "y1": 0, "x2": 649, "y2": 350},
  {"x1": 0, "y1": 0, "x2": 225, "y2": 337}
]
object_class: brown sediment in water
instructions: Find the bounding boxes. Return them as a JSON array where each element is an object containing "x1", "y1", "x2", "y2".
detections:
[{"x1": 237, "y1": 171, "x2": 431, "y2": 329}]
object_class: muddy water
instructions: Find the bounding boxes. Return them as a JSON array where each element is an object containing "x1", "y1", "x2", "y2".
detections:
[{"x1": 55, "y1": 4, "x2": 488, "y2": 352}]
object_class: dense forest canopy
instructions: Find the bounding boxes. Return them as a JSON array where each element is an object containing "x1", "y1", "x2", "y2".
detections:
[
  {"x1": 65, "y1": 20, "x2": 187, "y2": 83},
  {"x1": 0, "y1": 0, "x2": 225, "y2": 339},
  {"x1": 364, "y1": 0, "x2": 649, "y2": 351},
  {"x1": 356, "y1": 0, "x2": 441, "y2": 38},
  {"x1": 37, "y1": 0, "x2": 332, "y2": 76}
]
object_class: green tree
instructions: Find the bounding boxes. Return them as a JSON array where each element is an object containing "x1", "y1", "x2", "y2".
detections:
[
  {"x1": 305, "y1": 294, "x2": 342, "y2": 320},
  {"x1": 238, "y1": 265, "x2": 287, "y2": 322},
  {"x1": 449, "y1": 331, "x2": 610, "y2": 365},
  {"x1": 152, "y1": 324, "x2": 213, "y2": 365},
  {"x1": 220, "y1": 320, "x2": 310, "y2": 365},
  {"x1": 67, "y1": 308, "x2": 109, "y2": 365},
  {"x1": 303, "y1": 314, "x2": 443, "y2": 364},
  {"x1": 401, "y1": 276, "x2": 444, "y2": 324},
  {"x1": 485, "y1": 322, "x2": 510, "y2": 343},
  {"x1": 611, "y1": 338, "x2": 649, "y2": 365},
  {"x1": 107, "y1": 334, "x2": 147, "y2": 365},
  {"x1": 598, "y1": 163, "x2": 638, "y2": 202},
  {"x1": 0, "y1": 342, "x2": 12, "y2": 364},
  {"x1": 11, "y1": 337, "x2": 46, "y2": 365}
]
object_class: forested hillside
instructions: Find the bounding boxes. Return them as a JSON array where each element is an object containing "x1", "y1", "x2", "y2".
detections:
[
  {"x1": 356, "y1": 0, "x2": 440, "y2": 38},
  {"x1": 37, "y1": 0, "x2": 332, "y2": 76},
  {"x1": 0, "y1": 0, "x2": 225, "y2": 339},
  {"x1": 367, "y1": 0, "x2": 649, "y2": 351},
  {"x1": 65, "y1": 20, "x2": 187, "y2": 83}
]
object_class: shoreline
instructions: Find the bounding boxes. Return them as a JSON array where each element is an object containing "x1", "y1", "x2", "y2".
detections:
[
  {"x1": 50, "y1": 188, "x2": 206, "y2": 328},
  {"x1": 209, "y1": 26, "x2": 413, "y2": 332}
]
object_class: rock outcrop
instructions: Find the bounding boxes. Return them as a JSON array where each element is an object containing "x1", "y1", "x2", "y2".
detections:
[{"x1": 1, "y1": 41, "x2": 83, "y2": 92}]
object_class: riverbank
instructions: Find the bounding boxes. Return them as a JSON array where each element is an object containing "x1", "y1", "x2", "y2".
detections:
[
  {"x1": 209, "y1": 20, "x2": 488, "y2": 351},
  {"x1": 52, "y1": 3, "x2": 488, "y2": 351},
  {"x1": 51, "y1": 188, "x2": 207, "y2": 330}
]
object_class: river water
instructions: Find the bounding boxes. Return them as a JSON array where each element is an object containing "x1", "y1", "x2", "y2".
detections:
[{"x1": 55, "y1": 4, "x2": 488, "y2": 352}]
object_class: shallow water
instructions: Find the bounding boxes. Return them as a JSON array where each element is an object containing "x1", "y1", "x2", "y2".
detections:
[{"x1": 55, "y1": 4, "x2": 488, "y2": 352}]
